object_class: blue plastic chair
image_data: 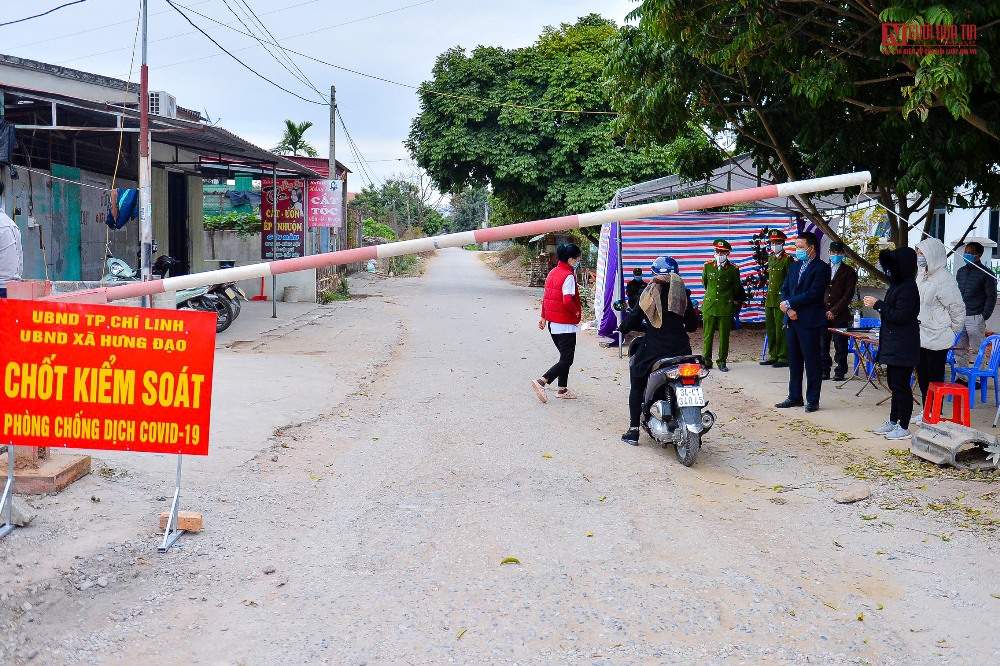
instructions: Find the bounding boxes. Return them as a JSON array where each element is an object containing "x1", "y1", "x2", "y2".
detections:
[
  {"x1": 945, "y1": 330, "x2": 965, "y2": 379},
  {"x1": 849, "y1": 318, "x2": 880, "y2": 377},
  {"x1": 951, "y1": 334, "x2": 1000, "y2": 408}
]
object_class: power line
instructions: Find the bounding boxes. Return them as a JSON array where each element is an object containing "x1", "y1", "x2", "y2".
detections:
[
  {"x1": 220, "y1": 0, "x2": 325, "y2": 103},
  {"x1": 164, "y1": 0, "x2": 325, "y2": 105},
  {"x1": 234, "y1": 0, "x2": 321, "y2": 99},
  {"x1": 169, "y1": 1, "x2": 618, "y2": 116},
  {"x1": 0, "y1": 0, "x2": 88, "y2": 29},
  {"x1": 52, "y1": 0, "x2": 321, "y2": 66},
  {"x1": 158, "y1": 0, "x2": 437, "y2": 71},
  {"x1": 5, "y1": 0, "x2": 215, "y2": 50},
  {"x1": 337, "y1": 108, "x2": 381, "y2": 187}
]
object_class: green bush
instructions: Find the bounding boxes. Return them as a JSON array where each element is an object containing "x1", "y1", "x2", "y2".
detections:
[
  {"x1": 363, "y1": 218, "x2": 396, "y2": 240},
  {"x1": 204, "y1": 211, "x2": 262, "y2": 238}
]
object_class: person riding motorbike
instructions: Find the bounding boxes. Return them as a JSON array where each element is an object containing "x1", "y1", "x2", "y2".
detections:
[{"x1": 618, "y1": 256, "x2": 699, "y2": 445}]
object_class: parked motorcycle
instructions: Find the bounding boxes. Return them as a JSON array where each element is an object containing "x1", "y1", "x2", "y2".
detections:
[{"x1": 102, "y1": 252, "x2": 235, "y2": 334}]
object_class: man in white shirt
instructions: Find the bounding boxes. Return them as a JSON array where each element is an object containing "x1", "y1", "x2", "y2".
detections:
[{"x1": 0, "y1": 180, "x2": 24, "y2": 298}]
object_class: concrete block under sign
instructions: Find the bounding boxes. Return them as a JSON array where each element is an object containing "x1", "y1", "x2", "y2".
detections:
[{"x1": 159, "y1": 511, "x2": 203, "y2": 532}]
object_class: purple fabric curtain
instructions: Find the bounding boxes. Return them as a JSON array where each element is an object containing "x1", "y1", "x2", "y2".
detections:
[{"x1": 598, "y1": 222, "x2": 620, "y2": 340}]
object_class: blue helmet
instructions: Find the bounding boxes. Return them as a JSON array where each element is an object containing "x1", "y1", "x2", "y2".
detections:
[{"x1": 651, "y1": 256, "x2": 679, "y2": 275}]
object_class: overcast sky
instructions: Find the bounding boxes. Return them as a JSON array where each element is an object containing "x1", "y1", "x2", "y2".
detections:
[{"x1": 4, "y1": 0, "x2": 635, "y2": 190}]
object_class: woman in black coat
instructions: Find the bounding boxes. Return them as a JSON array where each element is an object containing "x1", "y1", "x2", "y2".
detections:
[
  {"x1": 618, "y1": 256, "x2": 699, "y2": 445},
  {"x1": 863, "y1": 247, "x2": 920, "y2": 440}
]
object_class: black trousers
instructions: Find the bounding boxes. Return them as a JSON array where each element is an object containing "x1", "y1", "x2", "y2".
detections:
[
  {"x1": 821, "y1": 324, "x2": 849, "y2": 377},
  {"x1": 886, "y1": 365, "x2": 915, "y2": 428},
  {"x1": 628, "y1": 373, "x2": 649, "y2": 428},
  {"x1": 542, "y1": 332, "x2": 576, "y2": 388},
  {"x1": 787, "y1": 324, "x2": 824, "y2": 406},
  {"x1": 917, "y1": 347, "x2": 948, "y2": 402}
]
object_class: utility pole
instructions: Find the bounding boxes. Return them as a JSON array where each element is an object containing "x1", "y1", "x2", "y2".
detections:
[
  {"x1": 327, "y1": 85, "x2": 337, "y2": 255},
  {"x1": 138, "y1": 0, "x2": 153, "y2": 305}
]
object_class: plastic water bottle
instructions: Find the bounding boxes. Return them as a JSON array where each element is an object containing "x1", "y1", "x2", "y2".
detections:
[{"x1": 853, "y1": 309, "x2": 861, "y2": 328}]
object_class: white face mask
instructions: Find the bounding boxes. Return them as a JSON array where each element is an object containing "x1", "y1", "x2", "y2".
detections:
[
  {"x1": 771, "y1": 244, "x2": 784, "y2": 254},
  {"x1": 715, "y1": 253, "x2": 728, "y2": 265},
  {"x1": 917, "y1": 256, "x2": 927, "y2": 268}
]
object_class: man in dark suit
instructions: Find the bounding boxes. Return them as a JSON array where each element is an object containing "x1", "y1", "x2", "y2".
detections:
[
  {"x1": 821, "y1": 241, "x2": 858, "y2": 381},
  {"x1": 776, "y1": 232, "x2": 831, "y2": 412}
]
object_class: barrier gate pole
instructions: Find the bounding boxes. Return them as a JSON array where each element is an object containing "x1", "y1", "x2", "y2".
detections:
[
  {"x1": 158, "y1": 453, "x2": 185, "y2": 553},
  {"x1": 0, "y1": 445, "x2": 15, "y2": 539}
]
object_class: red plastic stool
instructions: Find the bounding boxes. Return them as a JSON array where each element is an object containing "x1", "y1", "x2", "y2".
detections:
[{"x1": 923, "y1": 382, "x2": 971, "y2": 426}]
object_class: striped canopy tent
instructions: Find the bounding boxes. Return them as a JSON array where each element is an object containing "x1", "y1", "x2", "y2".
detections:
[{"x1": 594, "y1": 210, "x2": 799, "y2": 340}]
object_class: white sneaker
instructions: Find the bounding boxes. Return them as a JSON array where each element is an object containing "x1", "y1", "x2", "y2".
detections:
[
  {"x1": 910, "y1": 414, "x2": 923, "y2": 426},
  {"x1": 873, "y1": 420, "x2": 896, "y2": 435},
  {"x1": 884, "y1": 424, "x2": 911, "y2": 440}
]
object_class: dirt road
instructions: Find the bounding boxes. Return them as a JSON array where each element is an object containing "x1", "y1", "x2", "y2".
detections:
[{"x1": 2, "y1": 249, "x2": 997, "y2": 665}]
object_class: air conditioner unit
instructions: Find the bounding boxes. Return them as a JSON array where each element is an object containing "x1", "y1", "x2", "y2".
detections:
[{"x1": 148, "y1": 91, "x2": 177, "y2": 118}]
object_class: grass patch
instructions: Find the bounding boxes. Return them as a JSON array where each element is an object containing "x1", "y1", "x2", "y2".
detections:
[{"x1": 318, "y1": 278, "x2": 350, "y2": 303}]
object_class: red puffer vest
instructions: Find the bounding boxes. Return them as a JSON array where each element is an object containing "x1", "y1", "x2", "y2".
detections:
[{"x1": 541, "y1": 262, "x2": 582, "y2": 324}]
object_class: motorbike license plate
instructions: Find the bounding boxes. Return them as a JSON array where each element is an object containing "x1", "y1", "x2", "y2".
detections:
[
  {"x1": 224, "y1": 287, "x2": 238, "y2": 299},
  {"x1": 675, "y1": 386, "x2": 705, "y2": 407}
]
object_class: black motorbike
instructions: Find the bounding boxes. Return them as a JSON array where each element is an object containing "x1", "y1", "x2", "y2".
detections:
[
  {"x1": 614, "y1": 298, "x2": 715, "y2": 466},
  {"x1": 636, "y1": 353, "x2": 716, "y2": 466}
]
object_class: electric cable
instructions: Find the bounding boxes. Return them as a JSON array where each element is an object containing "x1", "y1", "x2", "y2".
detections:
[
  {"x1": 168, "y1": 1, "x2": 618, "y2": 116},
  {"x1": 0, "y1": 0, "x2": 88, "y2": 29},
  {"x1": 52, "y1": 0, "x2": 321, "y2": 66},
  {"x1": 233, "y1": 0, "x2": 323, "y2": 101},
  {"x1": 338, "y1": 109, "x2": 381, "y2": 186},
  {"x1": 104, "y1": 0, "x2": 144, "y2": 286},
  {"x1": 220, "y1": 0, "x2": 325, "y2": 103},
  {"x1": 6, "y1": 0, "x2": 215, "y2": 50},
  {"x1": 336, "y1": 108, "x2": 379, "y2": 187},
  {"x1": 164, "y1": 0, "x2": 326, "y2": 105}
]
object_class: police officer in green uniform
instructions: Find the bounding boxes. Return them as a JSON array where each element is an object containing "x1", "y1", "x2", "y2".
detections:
[
  {"x1": 760, "y1": 229, "x2": 793, "y2": 368},
  {"x1": 701, "y1": 239, "x2": 746, "y2": 371}
]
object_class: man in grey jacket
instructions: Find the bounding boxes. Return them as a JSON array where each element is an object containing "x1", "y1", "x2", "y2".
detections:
[{"x1": 955, "y1": 241, "x2": 997, "y2": 367}]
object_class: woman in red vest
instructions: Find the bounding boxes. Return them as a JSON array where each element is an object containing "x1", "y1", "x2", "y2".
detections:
[{"x1": 531, "y1": 243, "x2": 583, "y2": 403}]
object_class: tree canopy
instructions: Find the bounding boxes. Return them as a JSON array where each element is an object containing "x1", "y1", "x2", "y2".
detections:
[
  {"x1": 604, "y1": 0, "x2": 1000, "y2": 256},
  {"x1": 273, "y1": 119, "x2": 318, "y2": 157},
  {"x1": 350, "y1": 176, "x2": 446, "y2": 237},
  {"x1": 406, "y1": 14, "x2": 691, "y2": 236}
]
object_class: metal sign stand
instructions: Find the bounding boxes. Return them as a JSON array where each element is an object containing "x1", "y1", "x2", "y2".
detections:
[
  {"x1": 158, "y1": 453, "x2": 185, "y2": 553},
  {"x1": 0, "y1": 445, "x2": 16, "y2": 539}
]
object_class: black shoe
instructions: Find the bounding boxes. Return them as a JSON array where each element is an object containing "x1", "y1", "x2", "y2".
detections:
[
  {"x1": 833, "y1": 374, "x2": 846, "y2": 382},
  {"x1": 772, "y1": 361, "x2": 789, "y2": 368},
  {"x1": 718, "y1": 363, "x2": 729, "y2": 372},
  {"x1": 821, "y1": 372, "x2": 831, "y2": 381},
  {"x1": 704, "y1": 360, "x2": 713, "y2": 369},
  {"x1": 805, "y1": 403, "x2": 819, "y2": 413},
  {"x1": 759, "y1": 359, "x2": 776, "y2": 366},
  {"x1": 775, "y1": 399, "x2": 804, "y2": 408},
  {"x1": 621, "y1": 428, "x2": 640, "y2": 446}
]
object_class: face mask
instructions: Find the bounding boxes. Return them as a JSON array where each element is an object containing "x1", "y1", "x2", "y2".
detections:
[
  {"x1": 964, "y1": 253, "x2": 977, "y2": 264},
  {"x1": 771, "y1": 244, "x2": 784, "y2": 254},
  {"x1": 715, "y1": 253, "x2": 728, "y2": 264},
  {"x1": 795, "y1": 249, "x2": 808, "y2": 261},
  {"x1": 830, "y1": 254, "x2": 843, "y2": 265},
  {"x1": 917, "y1": 256, "x2": 928, "y2": 268}
]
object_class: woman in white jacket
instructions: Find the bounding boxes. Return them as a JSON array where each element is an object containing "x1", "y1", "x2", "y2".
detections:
[{"x1": 915, "y1": 238, "x2": 965, "y2": 405}]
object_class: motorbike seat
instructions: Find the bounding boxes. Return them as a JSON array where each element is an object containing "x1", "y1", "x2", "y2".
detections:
[{"x1": 650, "y1": 354, "x2": 703, "y2": 373}]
